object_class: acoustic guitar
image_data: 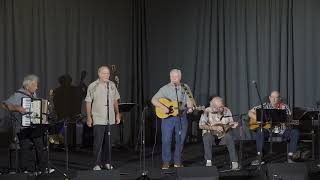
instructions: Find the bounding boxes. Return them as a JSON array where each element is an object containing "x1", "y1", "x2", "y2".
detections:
[
  {"x1": 248, "y1": 111, "x2": 271, "y2": 130},
  {"x1": 155, "y1": 98, "x2": 205, "y2": 119},
  {"x1": 209, "y1": 123, "x2": 235, "y2": 139}
]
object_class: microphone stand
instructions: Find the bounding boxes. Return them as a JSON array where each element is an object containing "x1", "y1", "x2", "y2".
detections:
[
  {"x1": 253, "y1": 81, "x2": 265, "y2": 170},
  {"x1": 316, "y1": 103, "x2": 320, "y2": 168},
  {"x1": 106, "y1": 81, "x2": 112, "y2": 168},
  {"x1": 4, "y1": 105, "x2": 20, "y2": 173},
  {"x1": 174, "y1": 83, "x2": 183, "y2": 166},
  {"x1": 239, "y1": 114, "x2": 244, "y2": 169},
  {"x1": 44, "y1": 123, "x2": 68, "y2": 178},
  {"x1": 4, "y1": 105, "x2": 33, "y2": 173},
  {"x1": 136, "y1": 106, "x2": 151, "y2": 180}
]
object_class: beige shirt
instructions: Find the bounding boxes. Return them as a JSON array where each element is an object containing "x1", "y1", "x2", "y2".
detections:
[
  {"x1": 199, "y1": 107, "x2": 234, "y2": 135},
  {"x1": 85, "y1": 80, "x2": 120, "y2": 125}
]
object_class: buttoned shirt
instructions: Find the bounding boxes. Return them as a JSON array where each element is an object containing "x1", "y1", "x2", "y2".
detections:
[{"x1": 85, "y1": 80, "x2": 120, "y2": 125}]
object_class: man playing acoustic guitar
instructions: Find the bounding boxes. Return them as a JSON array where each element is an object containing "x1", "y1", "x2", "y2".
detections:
[
  {"x1": 199, "y1": 96, "x2": 239, "y2": 170},
  {"x1": 152, "y1": 69, "x2": 194, "y2": 170},
  {"x1": 248, "y1": 91, "x2": 299, "y2": 165}
]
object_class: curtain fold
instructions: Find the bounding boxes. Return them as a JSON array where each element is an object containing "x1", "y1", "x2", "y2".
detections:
[{"x1": 1, "y1": 0, "x2": 320, "y2": 143}]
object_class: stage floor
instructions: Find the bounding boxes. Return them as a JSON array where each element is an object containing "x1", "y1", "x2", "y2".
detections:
[{"x1": 0, "y1": 140, "x2": 320, "y2": 179}]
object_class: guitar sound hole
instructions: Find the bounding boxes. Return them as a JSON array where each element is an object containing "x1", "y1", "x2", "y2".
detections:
[{"x1": 168, "y1": 106, "x2": 174, "y2": 114}]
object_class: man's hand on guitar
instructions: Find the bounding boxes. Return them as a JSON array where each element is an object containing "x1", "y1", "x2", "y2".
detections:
[
  {"x1": 231, "y1": 122, "x2": 238, "y2": 128},
  {"x1": 161, "y1": 106, "x2": 170, "y2": 114},
  {"x1": 212, "y1": 125, "x2": 223, "y2": 133}
]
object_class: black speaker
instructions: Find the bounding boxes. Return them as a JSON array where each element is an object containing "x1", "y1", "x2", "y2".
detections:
[
  {"x1": 176, "y1": 166, "x2": 219, "y2": 180},
  {"x1": 76, "y1": 170, "x2": 120, "y2": 180},
  {"x1": 266, "y1": 163, "x2": 309, "y2": 180}
]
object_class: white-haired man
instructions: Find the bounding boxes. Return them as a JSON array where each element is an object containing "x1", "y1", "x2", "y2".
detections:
[
  {"x1": 4, "y1": 74, "x2": 48, "y2": 173},
  {"x1": 199, "y1": 96, "x2": 239, "y2": 170},
  {"x1": 248, "y1": 91, "x2": 299, "y2": 165},
  {"x1": 85, "y1": 66, "x2": 121, "y2": 170},
  {"x1": 152, "y1": 69, "x2": 194, "y2": 169}
]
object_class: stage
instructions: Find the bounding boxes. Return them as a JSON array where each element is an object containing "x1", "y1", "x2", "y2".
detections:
[{"x1": 0, "y1": 140, "x2": 319, "y2": 180}]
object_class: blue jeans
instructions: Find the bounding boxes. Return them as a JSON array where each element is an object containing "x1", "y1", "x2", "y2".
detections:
[
  {"x1": 256, "y1": 128, "x2": 300, "y2": 154},
  {"x1": 161, "y1": 114, "x2": 188, "y2": 164}
]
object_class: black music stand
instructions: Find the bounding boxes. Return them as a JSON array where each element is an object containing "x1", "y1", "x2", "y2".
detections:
[
  {"x1": 294, "y1": 109, "x2": 319, "y2": 161},
  {"x1": 256, "y1": 109, "x2": 287, "y2": 124},
  {"x1": 117, "y1": 103, "x2": 136, "y2": 147},
  {"x1": 256, "y1": 109, "x2": 288, "y2": 154},
  {"x1": 294, "y1": 110, "x2": 319, "y2": 132}
]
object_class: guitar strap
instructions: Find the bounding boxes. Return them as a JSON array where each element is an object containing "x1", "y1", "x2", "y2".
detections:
[{"x1": 181, "y1": 83, "x2": 197, "y2": 106}]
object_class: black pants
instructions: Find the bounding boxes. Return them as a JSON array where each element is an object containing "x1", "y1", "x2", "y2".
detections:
[
  {"x1": 18, "y1": 133, "x2": 47, "y2": 171},
  {"x1": 93, "y1": 124, "x2": 116, "y2": 166}
]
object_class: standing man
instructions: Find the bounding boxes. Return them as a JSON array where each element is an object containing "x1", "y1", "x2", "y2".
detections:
[
  {"x1": 151, "y1": 69, "x2": 194, "y2": 169},
  {"x1": 248, "y1": 91, "x2": 299, "y2": 165},
  {"x1": 85, "y1": 66, "x2": 121, "y2": 170},
  {"x1": 4, "y1": 74, "x2": 48, "y2": 173},
  {"x1": 199, "y1": 96, "x2": 239, "y2": 170}
]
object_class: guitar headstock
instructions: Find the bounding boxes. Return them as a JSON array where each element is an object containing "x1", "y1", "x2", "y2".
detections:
[{"x1": 193, "y1": 105, "x2": 206, "y2": 111}]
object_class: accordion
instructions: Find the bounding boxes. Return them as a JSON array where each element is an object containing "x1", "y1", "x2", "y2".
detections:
[{"x1": 21, "y1": 97, "x2": 49, "y2": 127}]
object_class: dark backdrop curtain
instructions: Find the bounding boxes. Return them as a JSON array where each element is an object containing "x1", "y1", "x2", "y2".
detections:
[
  {"x1": 143, "y1": 0, "x2": 320, "y2": 115},
  {"x1": 0, "y1": 0, "x2": 138, "y2": 144},
  {"x1": 1, "y1": 0, "x2": 320, "y2": 144}
]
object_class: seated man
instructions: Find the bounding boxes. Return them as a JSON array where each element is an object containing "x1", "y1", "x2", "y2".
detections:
[
  {"x1": 199, "y1": 96, "x2": 239, "y2": 170},
  {"x1": 4, "y1": 74, "x2": 49, "y2": 173},
  {"x1": 248, "y1": 91, "x2": 299, "y2": 165}
]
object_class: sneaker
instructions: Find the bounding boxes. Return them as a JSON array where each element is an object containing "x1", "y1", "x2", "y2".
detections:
[
  {"x1": 93, "y1": 165, "x2": 101, "y2": 171},
  {"x1": 174, "y1": 163, "x2": 184, "y2": 168},
  {"x1": 104, "y1": 164, "x2": 114, "y2": 170},
  {"x1": 287, "y1": 156, "x2": 295, "y2": 163},
  {"x1": 251, "y1": 159, "x2": 265, "y2": 166},
  {"x1": 205, "y1": 160, "x2": 212, "y2": 167},
  {"x1": 161, "y1": 163, "x2": 170, "y2": 170},
  {"x1": 231, "y1": 162, "x2": 240, "y2": 170},
  {"x1": 45, "y1": 168, "x2": 55, "y2": 174}
]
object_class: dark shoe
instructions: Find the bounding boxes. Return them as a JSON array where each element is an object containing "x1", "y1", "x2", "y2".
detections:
[
  {"x1": 161, "y1": 163, "x2": 170, "y2": 170},
  {"x1": 251, "y1": 155, "x2": 265, "y2": 166},
  {"x1": 174, "y1": 163, "x2": 184, "y2": 168}
]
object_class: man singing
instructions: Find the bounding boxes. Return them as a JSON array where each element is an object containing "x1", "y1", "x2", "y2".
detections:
[
  {"x1": 151, "y1": 69, "x2": 194, "y2": 169},
  {"x1": 85, "y1": 66, "x2": 121, "y2": 170}
]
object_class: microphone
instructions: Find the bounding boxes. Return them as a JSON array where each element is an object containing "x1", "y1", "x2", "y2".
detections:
[
  {"x1": 252, "y1": 80, "x2": 258, "y2": 88},
  {"x1": 106, "y1": 80, "x2": 109, "y2": 88}
]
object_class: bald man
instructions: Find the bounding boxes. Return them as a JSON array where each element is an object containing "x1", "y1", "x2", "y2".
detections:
[
  {"x1": 199, "y1": 96, "x2": 239, "y2": 170},
  {"x1": 248, "y1": 91, "x2": 299, "y2": 165},
  {"x1": 86, "y1": 66, "x2": 121, "y2": 170}
]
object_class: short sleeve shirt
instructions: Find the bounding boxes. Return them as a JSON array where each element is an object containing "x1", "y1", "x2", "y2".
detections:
[{"x1": 85, "y1": 80, "x2": 120, "y2": 125}]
